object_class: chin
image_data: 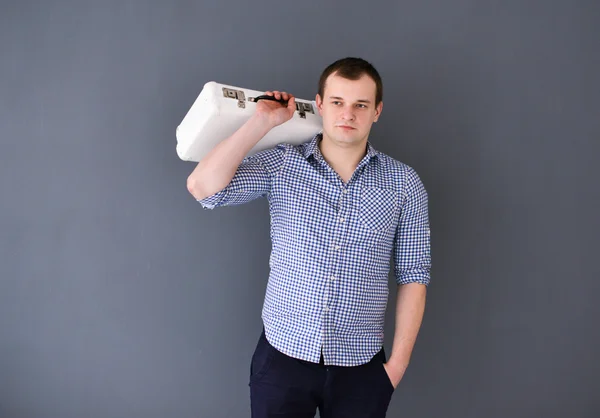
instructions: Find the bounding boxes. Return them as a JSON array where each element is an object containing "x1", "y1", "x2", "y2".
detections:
[{"x1": 335, "y1": 135, "x2": 364, "y2": 147}]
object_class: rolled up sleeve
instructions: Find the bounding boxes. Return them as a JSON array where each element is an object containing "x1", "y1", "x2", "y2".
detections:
[{"x1": 197, "y1": 144, "x2": 287, "y2": 210}]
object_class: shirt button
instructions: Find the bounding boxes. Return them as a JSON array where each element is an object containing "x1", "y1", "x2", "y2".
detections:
[
  {"x1": 339, "y1": 217, "x2": 345, "y2": 223},
  {"x1": 333, "y1": 245, "x2": 341, "y2": 251},
  {"x1": 331, "y1": 275, "x2": 337, "y2": 281},
  {"x1": 342, "y1": 189, "x2": 348, "y2": 194}
]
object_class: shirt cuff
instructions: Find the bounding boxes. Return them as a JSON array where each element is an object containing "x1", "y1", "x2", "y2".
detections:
[
  {"x1": 396, "y1": 271, "x2": 430, "y2": 286},
  {"x1": 197, "y1": 189, "x2": 228, "y2": 210}
]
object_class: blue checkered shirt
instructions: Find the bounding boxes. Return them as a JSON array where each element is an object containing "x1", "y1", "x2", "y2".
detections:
[{"x1": 197, "y1": 133, "x2": 431, "y2": 367}]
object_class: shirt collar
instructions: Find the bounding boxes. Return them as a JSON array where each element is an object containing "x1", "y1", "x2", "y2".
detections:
[{"x1": 302, "y1": 131, "x2": 380, "y2": 164}]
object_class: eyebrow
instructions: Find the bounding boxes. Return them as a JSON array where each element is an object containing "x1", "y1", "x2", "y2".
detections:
[{"x1": 329, "y1": 96, "x2": 372, "y2": 104}]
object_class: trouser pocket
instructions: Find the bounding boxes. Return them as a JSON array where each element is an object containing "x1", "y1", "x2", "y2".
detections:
[{"x1": 249, "y1": 330, "x2": 275, "y2": 384}]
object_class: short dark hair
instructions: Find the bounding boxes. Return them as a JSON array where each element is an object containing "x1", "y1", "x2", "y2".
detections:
[{"x1": 318, "y1": 57, "x2": 383, "y2": 106}]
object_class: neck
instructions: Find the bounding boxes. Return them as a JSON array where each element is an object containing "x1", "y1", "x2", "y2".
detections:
[{"x1": 318, "y1": 133, "x2": 368, "y2": 173}]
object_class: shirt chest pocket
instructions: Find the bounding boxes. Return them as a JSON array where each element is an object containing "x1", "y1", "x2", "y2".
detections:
[{"x1": 358, "y1": 187, "x2": 398, "y2": 232}]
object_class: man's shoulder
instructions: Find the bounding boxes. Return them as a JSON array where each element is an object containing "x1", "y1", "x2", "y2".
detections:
[
  {"x1": 375, "y1": 151, "x2": 429, "y2": 202},
  {"x1": 373, "y1": 149, "x2": 418, "y2": 177},
  {"x1": 258, "y1": 140, "x2": 309, "y2": 156},
  {"x1": 265, "y1": 138, "x2": 315, "y2": 162}
]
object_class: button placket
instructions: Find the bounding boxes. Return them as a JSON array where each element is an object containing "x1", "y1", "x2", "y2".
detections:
[{"x1": 325, "y1": 177, "x2": 352, "y2": 345}]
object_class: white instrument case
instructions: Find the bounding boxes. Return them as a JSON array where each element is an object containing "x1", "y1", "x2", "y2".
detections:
[{"x1": 176, "y1": 81, "x2": 323, "y2": 162}]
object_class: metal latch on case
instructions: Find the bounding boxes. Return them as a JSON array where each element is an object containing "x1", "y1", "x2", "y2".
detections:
[{"x1": 222, "y1": 87, "x2": 246, "y2": 108}]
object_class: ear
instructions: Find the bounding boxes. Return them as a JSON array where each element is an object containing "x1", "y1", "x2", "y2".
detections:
[
  {"x1": 374, "y1": 101, "x2": 383, "y2": 122},
  {"x1": 315, "y1": 94, "x2": 323, "y2": 116}
]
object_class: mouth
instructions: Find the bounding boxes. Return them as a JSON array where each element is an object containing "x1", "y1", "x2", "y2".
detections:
[{"x1": 337, "y1": 125, "x2": 356, "y2": 131}]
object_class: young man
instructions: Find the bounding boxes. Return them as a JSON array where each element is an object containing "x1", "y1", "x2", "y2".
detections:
[{"x1": 187, "y1": 57, "x2": 431, "y2": 417}]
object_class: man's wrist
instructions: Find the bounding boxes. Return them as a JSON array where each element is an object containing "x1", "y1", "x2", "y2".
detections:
[
  {"x1": 250, "y1": 112, "x2": 277, "y2": 131},
  {"x1": 386, "y1": 355, "x2": 409, "y2": 372}
]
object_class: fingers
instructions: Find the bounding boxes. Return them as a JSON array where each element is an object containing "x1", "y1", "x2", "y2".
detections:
[
  {"x1": 264, "y1": 91, "x2": 292, "y2": 102},
  {"x1": 264, "y1": 91, "x2": 280, "y2": 99}
]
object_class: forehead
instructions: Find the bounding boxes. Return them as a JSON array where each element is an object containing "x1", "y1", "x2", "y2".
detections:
[{"x1": 323, "y1": 73, "x2": 376, "y2": 101}]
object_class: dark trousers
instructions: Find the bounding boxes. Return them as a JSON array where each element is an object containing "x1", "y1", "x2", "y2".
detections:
[{"x1": 249, "y1": 329, "x2": 395, "y2": 418}]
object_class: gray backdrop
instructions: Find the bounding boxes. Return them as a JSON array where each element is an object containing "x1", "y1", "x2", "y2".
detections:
[{"x1": 1, "y1": 1, "x2": 599, "y2": 417}]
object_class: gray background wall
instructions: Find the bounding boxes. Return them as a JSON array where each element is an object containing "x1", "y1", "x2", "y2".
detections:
[{"x1": 1, "y1": 1, "x2": 599, "y2": 417}]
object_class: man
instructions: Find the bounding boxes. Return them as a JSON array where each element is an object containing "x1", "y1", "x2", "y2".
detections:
[{"x1": 187, "y1": 57, "x2": 431, "y2": 417}]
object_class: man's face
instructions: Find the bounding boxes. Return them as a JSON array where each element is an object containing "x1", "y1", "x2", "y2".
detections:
[{"x1": 315, "y1": 72, "x2": 382, "y2": 149}]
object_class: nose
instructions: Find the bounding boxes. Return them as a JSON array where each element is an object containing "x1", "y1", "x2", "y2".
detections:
[{"x1": 341, "y1": 105, "x2": 355, "y2": 121}]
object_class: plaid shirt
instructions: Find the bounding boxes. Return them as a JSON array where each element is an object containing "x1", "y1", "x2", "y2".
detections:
[{"x1": 198, "y1": 132, "x2": 431, "y2": 366}]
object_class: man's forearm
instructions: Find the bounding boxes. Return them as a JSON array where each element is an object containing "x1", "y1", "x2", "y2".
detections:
[{"x1": 387, "y1": 283, "x2": 427, "y2": 373}]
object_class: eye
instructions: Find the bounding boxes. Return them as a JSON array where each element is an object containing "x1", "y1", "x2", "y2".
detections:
[
  {"x1": 332, "y1": 101, "x2": 342, "y2": 105},
  {"x1": 356, "y1": 104, "x2": 367, "y2": 108}
]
